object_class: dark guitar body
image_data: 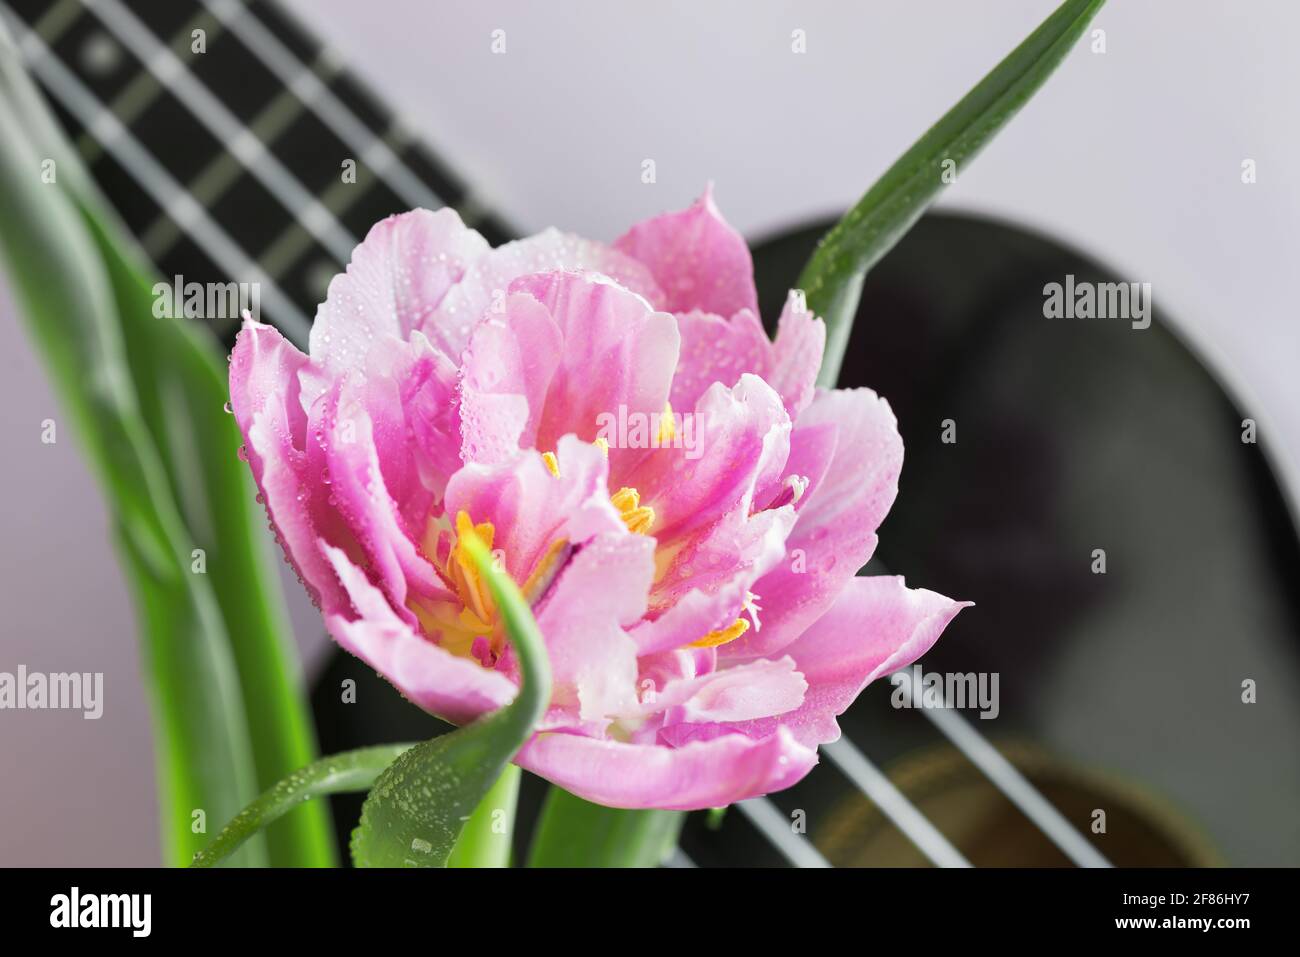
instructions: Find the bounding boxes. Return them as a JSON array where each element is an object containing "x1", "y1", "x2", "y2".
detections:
[{"x1": 313, "y1": 212, "x2": 1300, "y2": 866}]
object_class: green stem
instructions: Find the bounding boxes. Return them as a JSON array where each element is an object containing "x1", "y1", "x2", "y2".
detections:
[
  {"x1": 527, "y1": 787, "x2": 684, "y2": 868},
  {"x1": 446, "y1": 765, "x2": 521, "y2": 868}
]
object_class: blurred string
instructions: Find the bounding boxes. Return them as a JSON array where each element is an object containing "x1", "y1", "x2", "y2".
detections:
[
  {"x1": 2, "y1": 0, "x2": 1112, "y2": 869},
  {"x1": 0, "y1": 7, "x2": 313, "y2": 343},
  {"x1": 84, "y1": 0, "x2": 357, "y2": 261},
  {"x1": 197, "y1": 0, "x2": 450, "y2": 215},
  {"x1": 892, "y1": 670, "x2": 1112, "y2": 868}
]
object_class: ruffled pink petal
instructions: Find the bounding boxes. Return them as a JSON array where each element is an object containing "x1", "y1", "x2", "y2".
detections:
[
  {"x1": 515, "y1": 725, "x2": 817, "y2": 810},
  {"x1": 427, "y1": 229, "x2": 663, "y2": 360},
  {"x1": 614, "y1": 185, "x2": 758, "y2": 318},
  {"x1": 728, "y1": 387, "x2": 904, "y2": 660},
  {"x1": 765, "y1": 292, "x2": 826, "y2": 420},
  {"x1": 727, "y1": 576, "x2": 970, "y2": 748},
  {"x1": 633, "y1": 374, "x2": 790, "y2": 541},
  {"x1": 442, "y1": 435, "x2": 627, "y2": 586},
  {"x1": 670, "y1": 309, "x2": 772, "y2": 411},
  {"x1": 319, "y1": 374, "x2": 445, "y2": 617},
  {"x1": 459, "y1": 292, "x2": 564, "y2": 465},
  {"x1": 534, "y1": 533, "x2": 656, "y2": 723},
  {"x1": 305, "y1": 209, "x2": 488, "y2": 404},
  {"x1": 229, "y1": 319, "x2": 346, "y2": 614},
  {"x1": 632, "y1": 503, "x2": 794, "y2": 656},
  {"x1": 649, "y1": 656, "x2": 807, "y2": 726},
  {"x1": 508, "y1": 271, "x2": 680, "y2": 458},
  {"x1": 387, "y1": 331, "x2": 464, "y2": 506},
  {"x1": 670, "y1": 293, "x2": 824, "y2": 424},
  {"x1": 320, "y1": 543, "x2": 515, "y2": 725}
]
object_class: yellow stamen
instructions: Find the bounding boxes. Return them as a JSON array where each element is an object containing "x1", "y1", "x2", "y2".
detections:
[
  {"x1": 593, "y1": 436, "x2": 609, "y2": 456},
  {"x1": 689, "y1": 617, "x2": 750, "y2": 648},
  {"x1": 611, "y1": 486, "x2": 655, "y2": 535},
  {"x1": 657, "y1": 401, "x2": 676, "y2": 444},
  {"x1": 448, "y1": 510, "x2": 496, "y2": 624},
  {"x1": 519, "y1": 537, "x2": 570, "y2": 604},
  {"x1": 542, "y1": 450, "x2": 560, "y2": 477}
]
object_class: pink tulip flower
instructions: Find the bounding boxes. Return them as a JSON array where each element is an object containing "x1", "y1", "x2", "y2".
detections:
[{"x1": 229, "y1": 188, "x2": 967, "y2": 810}]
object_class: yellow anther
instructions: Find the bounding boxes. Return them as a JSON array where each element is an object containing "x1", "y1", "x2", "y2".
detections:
[
  {"x1": 448, "y1": 510, "x2": 496, "y2": 625},
  {"x1": 542, "y1": 450, "x2": 560, "y2": 477},
  {"x1": 611, "y1": 486, "x2": 655, "y2": 535},
  {"x1": 593, "y1": 436, "x2": 610, "y2": 456},
  {"x1": 689, "y1": 617, "x2": 750, "y2": 648},
  {"x1": 657, "y1": 401, "x2": 676, "y2": 444}
]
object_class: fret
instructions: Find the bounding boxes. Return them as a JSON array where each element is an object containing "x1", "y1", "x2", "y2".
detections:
[
  {"x1": 142, "y1": 56, "x2": 342, "y2": 261},
  {"x1": 61, "y1": 7, "x2": 222, "y2": 166},
  {"x1": 242, "y1": 0, "x2": 314, "y2": 66},
  {"x1": 87, "y1": 0, "x2": 360, "y2": 262},
  {"x1": 203, "y1": 0, "x2": 460, "y2": 219},
  {"x1": 187, "y1": 11, "x2": 287, "y2": 125},
  {"x1": 4, "y1": 0, "x2": 517, "y2": 347},
  {"x1": 1, "y1": 10, "x2": 315, "y2": 342},
  {"x1": 47, "y1": 5, "x2": 136, "y2": 102},
  {"x1": 105, "y1": 0, "x2": 197, "y2": 43}
]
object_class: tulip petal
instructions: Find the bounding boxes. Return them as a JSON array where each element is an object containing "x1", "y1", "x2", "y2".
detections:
[
  {"x1": 671, "y1": 294, "x2": 824, "y2": 422},
  {"x1": 669, "y1": 309, "x2": 772, "y2": 412},
  {"x1": 459, "y1": 292, "x2": 563, "y2": 465},
  {"x1": 229, "y1": 319, "x2": 349, "y2": 614},
  {"x1": 321, "y1": 543, "x2": 516, "y2": 726},
  {"x1": 535, "y1": 534, "x2": 656, "y2": 723},
  {"x1": 766, "y1": 292, "x2": 826, "y2": 420},
  {"x1": 729, "y1": 387, "x2": 903, "y2": 660},
  {"x1": 320, "y1": 374, "x2": 445, "y2": 617},
  {"x1": 443, "y1": 435, "x2": 628, "y2": 586},
  {"x1": 516, "y1": 724, "x2": 816, "y2": 810},
  {"x1": 509, "y1": 271, "x2": 681, "y2": 458},
  {"x1": 614, "y1": 185, "x2": 758, "y2": 318},
  {"x1": 727, "y1": 576, "x2": 970, "y2": 747},
  {"x1": 650, "y1": 656, "x2": 807, "y2": 727},
  {"x1": 428, "y1": 229, "x2": 663, "y2": 359},
  {"x1": 306, "y1": 208, "x2": 488, "y2": 403}
]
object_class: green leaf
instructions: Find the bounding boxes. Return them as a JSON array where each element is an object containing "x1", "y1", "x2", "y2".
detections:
[
  {"x1": 0, "y1": 60, "x2": 261, "y2": 867},
  {"x1": 527, "y1": 788, "x2": 684, "y2": 868},
  {"x1": 0, "y1": 28, "x2": 333, "y2": 866},
  {"x1": 350, "y1": 533, "x2": 551, "y2": 867},
  {"x1": 86, "y1": 220, "x2": 335, "y2": 867},
  {"x1": 191, "y1": 744, "x2": 415, "y2": 868},
  {"x1": 445, "y1": 764, "x2": 521, "y2": 868},
  {"x1": 799, "y1": 0, "x2": 1106, "y2": 386}
]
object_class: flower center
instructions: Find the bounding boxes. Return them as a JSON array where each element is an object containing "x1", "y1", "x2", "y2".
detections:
[{"x1": 610, "y1": 486, "x2": 655, "y2": 535}]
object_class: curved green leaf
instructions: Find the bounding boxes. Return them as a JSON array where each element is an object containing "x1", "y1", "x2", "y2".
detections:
[
  {"x1": 350, "y1": 533, "x2": 551, "y2": 867},
  {"x1": 800, "y1": 0, "x2": 1106, "y2": 386},
  {"x1": 190, "y1": 744, "x2": 415, "y2": 868},
  {"x1": 0, "y1": 35, "x2": 265, "y2": 867},
  {"x1": 0, "y1": 27, "x2": 334, "y2": 867}
]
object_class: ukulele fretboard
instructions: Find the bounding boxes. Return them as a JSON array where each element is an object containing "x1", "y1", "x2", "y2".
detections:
[{"x1": 1, "y1": 0, "x2": 513, "y2": 347}]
